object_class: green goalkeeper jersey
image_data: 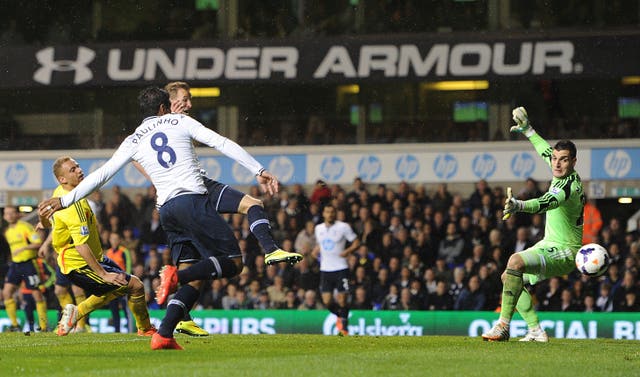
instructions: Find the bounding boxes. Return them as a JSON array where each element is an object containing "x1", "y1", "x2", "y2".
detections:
[{"x1": 520, "y1": 133, "x2": 585, "y2": 251}]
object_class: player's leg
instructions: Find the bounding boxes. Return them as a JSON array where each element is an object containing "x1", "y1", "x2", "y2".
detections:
[
  {"x1": 515, "y1": 284, "x2": 548, "y2": 342},
  {"x1": 54, "y1": 281, "x2": 73, "y2": 308},
  {"x1": 516, "y1": 244, "x2": 574, "y2": 342},
  {"x1": 155, "y1": 243, "x2": 241, "y2": 344},
  {"x1": 482, "y1": 252, "x2": 525, "y2": 341},
  {"x1": 123, "y1": 274, "x2": 155, "y2": 335},
  {"x1": 57, "y1": 262, "x2": 129, "y2": 335},
  {"x1": 71, "y1": 284, "x2": 90, "y2": 331},
  {"x1": 334, "y1": 272, "x2": 351, "y2": 336},
  {"x1": 23, "y1": 260, "x2": 48, "y2": 332},
  {"x1": 29, "y1": 289, "x2": 48, "y2": 332},
  {"x1": 3, "y1": 262, "x2": 22, "y2": 330},
  {"x1": 2, "y1": 281, "x2": 20, "y2": 330},
  {"x1": 208, "y1": 178, "x2": 301, "y2": 265},
  {"x1": 21, "y1": 291, "x2": 36, "y2": 332},
  {"x1": 175, "y1": 262, "x2": 208, "y2": 337}
]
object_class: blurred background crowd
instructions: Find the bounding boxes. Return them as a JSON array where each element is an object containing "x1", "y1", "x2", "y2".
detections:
[{"x1": 3, "y1": 176, "x2": 638, "y2": 317}]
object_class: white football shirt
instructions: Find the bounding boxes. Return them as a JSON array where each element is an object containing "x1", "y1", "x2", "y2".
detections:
[
  {"x1": 314, "y1": 220, "x2": 358, "y2": 272},
  {"x1": 61, "y1": 113, "x2": 264, "y2": 207}
]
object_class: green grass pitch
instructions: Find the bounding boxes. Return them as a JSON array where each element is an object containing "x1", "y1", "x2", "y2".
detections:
[{"x1": 0, "y1": 333, "x2": 638, "y2": 377}]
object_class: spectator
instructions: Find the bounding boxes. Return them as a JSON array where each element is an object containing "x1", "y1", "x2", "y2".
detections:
[
  {"x1": 266, "y1": 275, "x2": 289, "y2": 308},
  {"x1": 382, "y1": 284, "x2": 400, "y2": 310},
  {"x1": 309, "y1": 180, "x2": 331, "y2": 206},
  {"x1": 298, "y1": 289, "x2": 324, "y2": 310},
  {"x1": 139, "y1": 208, "x2": 167, "y2": 249},
  {"x1": 222, "y1": 284, "x2": 240, "y2": 310},
  {"x1": 595, "y1": 283, "x2": 613, "y2": 312},
  {"x1": 537, "y1": 277, "x2": 563, "y2": 311},
  {"x1": 560, "y1": 288, "x2": 582, "y2": 311},
  {"x1": 294, "y1": 220, "x2": 317, "y2": 256},
  {"x1": 428, "y1": 280, "x2": 454, "y2": 310},
  {"x1": 351, "y1": 286, "x2": 371, "y2": 310},
  {"x1": 438, "y1": 222, "x2": 465, "y2": 266},
  {"x1": 582, "y1": 198, "x2": 603, "y2": 244},
  {"x1": 454, "y1": 275, "x2": 486, "y2": 310}
]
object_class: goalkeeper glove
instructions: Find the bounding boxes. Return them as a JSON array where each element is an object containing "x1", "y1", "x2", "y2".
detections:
[
  {"x1": 502, "y1": 187, "x2": 524, "y2": 220},
  {"x1": 510, "y1": 107, "x2": 536, "y2": 137}
]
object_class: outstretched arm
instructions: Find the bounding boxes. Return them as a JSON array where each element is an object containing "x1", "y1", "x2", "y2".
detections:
[
  {"x1": 511, "y1": 107, "x2": 553, "y2": 167},
  {"x1": 38, "y1": 145, "x2": 132, "y2": 216}
]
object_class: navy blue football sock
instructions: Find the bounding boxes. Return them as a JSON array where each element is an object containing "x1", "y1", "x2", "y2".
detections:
[
  {"x1": 247, "y1": 205, "x2": 278, "y2": 253},
  {"x1": 158, "y1": 285, "x2": 200, "y2": 338}
]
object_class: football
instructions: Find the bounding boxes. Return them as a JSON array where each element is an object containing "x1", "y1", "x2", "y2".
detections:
[{"x1": 575, "y1": 243, "x2": 610, "y2": 277}]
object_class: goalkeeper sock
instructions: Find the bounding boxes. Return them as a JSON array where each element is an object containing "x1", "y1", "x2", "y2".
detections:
[
  {"x1": 499, "y1": 269, "x2": 524, "y2": 325},
  {"x1": 515, "y1": 288, "x2": 540, "y2": 329},
  {"x1": 5, "y1": 298, "x2": 19, "y2": 327}
]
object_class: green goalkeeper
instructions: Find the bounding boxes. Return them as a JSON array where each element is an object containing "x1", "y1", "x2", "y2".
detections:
[{"x1": 482, "y1": 107, "x2": 585, "y2": 342}]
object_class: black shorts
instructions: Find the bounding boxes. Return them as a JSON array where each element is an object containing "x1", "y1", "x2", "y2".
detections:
[
  {"x1": 65, "y1": 257, "x2": 131, "y2": 297},
  {"x1": 55, "y1": 265, "x2": 72, "y2": 287},
  {"x1": 203, "y1": 177, "x2": 244, "y2": 214},
  {"x1": 5, "y1": 259, "x2": 41, "y2": 289},
  {"x1": 159, "y1": 193, "x2": 241, "y2": 266},
  {"x1": 320, "y1": 269, "x2": 350, "y2": 294}
]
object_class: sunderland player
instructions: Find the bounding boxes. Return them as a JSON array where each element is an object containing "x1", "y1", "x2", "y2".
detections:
[
  {"x1": 38, "y1": 87, "x2": 303, "y2": 350},
  {"x1": 42, "y1": 156, "x2": 155, "y2": 337},
  {"x1": 312, "y1": 204, "x2": 360, "y2": 336},
  {"x1": 482, "y1": 107, "x2": 585, "y2": 342},
  {"x1": 2, "y1": 205, "x2": 47, "y2": 332},
  {"x1": 39, "y1": 232, "x2": 92, "y2": 332}
]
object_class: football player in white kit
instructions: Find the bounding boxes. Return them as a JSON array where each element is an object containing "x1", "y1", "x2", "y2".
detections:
[
  {"x1": 39, "y1": 87, "x2": 303, "y2": 349},
  {"x1": 313, "y1": 204, "x2": 361, "y2": 336}
]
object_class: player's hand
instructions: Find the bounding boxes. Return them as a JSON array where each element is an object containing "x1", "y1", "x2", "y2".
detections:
[
  {"x1": 38, "y1": 197, "x2": 63, "y2": 218},
  {"x1": 170, "y1": 100, "x2": 188, "y2": 114},
  {"x1": 37, "y1": 243, "x2": 48, "y2": 259},
  {"x1": 510, "y1": 107, "x2": 533, "y2": 134},
  {"x1": 502, "y1": 187, "x2": 524, "y2": 220},
  {"x1": 256, "y1": 170, "x2": 279, "y2": 196},
  {"x1": 102, "y1": 272, "x2": 128, "y2": 286}
]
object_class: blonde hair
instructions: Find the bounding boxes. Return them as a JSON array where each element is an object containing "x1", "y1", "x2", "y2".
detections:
[
  {"x1": 52, "y1": 156, "x2": 73, "y2": 182},
  {"x1": 164, "y1": 81, "x2": 190, "y2": 100}
]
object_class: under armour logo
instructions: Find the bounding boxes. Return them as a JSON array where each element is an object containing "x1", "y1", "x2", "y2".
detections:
[{"x1": 33, "y1": 46, "x2": 95, "y2": 84}]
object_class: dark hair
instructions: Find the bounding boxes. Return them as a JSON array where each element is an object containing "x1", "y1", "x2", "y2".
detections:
[
  {"x1": 138, "y1": 86, "x2": 170, "y2": 119},
  {"x1": 553, "y1": 139, "x2": 577, "y2": 159}
]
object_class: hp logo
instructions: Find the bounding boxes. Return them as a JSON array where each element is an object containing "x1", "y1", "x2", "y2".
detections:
[
  {"x1": 472, "y1": 153, "x2": 497, "y2": 179},
  {"x1": 358, "y1": 155, "x2": 382, "y2": 181},
  {"x1": 5, "y1": 163, "x2": 28, "y2": 188},
  {"x1": 200, "y1": 158, "x2": 222, "y2": 180},
  {"x1": 232, "y1": 162, "x2": 255, "y2": 184},
  {"x1": 268, "y1": 156, "x2": 295, "y2": 183},
  {"x1": 396, "y1": 154, "x2": 419, "y2": 180},
  {"x1": 433, "y1": 154, "x2": 457, "y2": 180},
  {"x1": 320, "y1": 156, "x2": 344, "y2": 181},
  {"x1": 33, "y1": 46, "x2": 95, "y2": 85},
  {"x1": 603, "y1": 150, "x2": 631, "y2": 178},
  {"x1": 511, "y1": 152, "x2": 535, "y2": 178}
]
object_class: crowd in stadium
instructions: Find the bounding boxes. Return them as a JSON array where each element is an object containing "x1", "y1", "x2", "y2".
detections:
[{"x1": 7, "y1": 175, "x2": 636, "y2": 318}]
